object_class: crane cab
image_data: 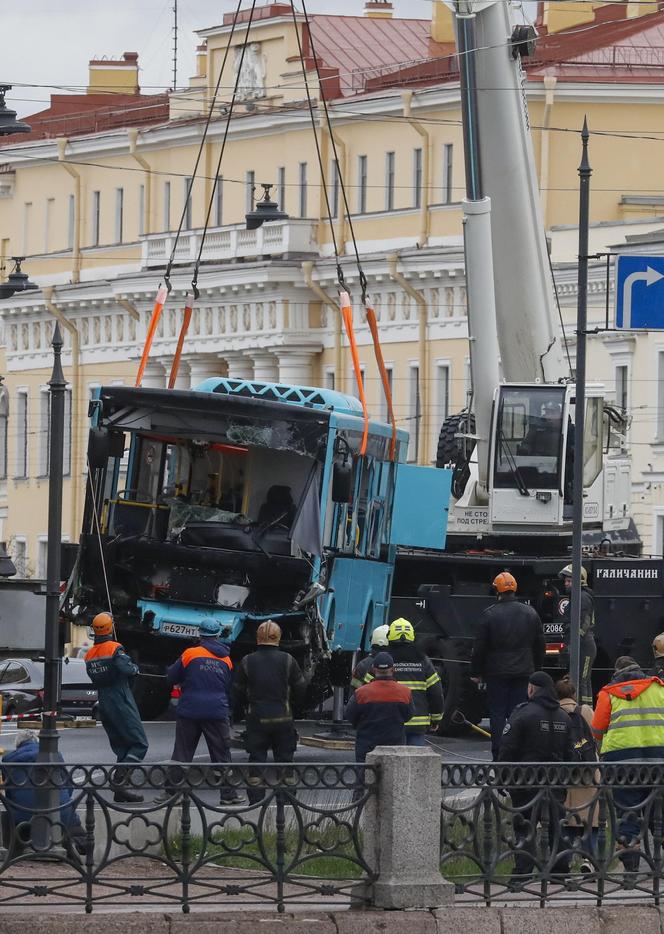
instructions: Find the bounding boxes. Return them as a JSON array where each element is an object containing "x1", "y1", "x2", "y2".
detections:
[{"x1": 488, "y1": 383, "x2": 630, "y2": 533}]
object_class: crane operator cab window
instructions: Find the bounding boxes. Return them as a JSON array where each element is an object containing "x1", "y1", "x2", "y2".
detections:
[{"x1": 493, "y1": 387, "x2": 567, "y2": 492}]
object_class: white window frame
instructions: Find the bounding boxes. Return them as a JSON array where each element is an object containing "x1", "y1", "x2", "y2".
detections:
[
  {"x1": 44, "y1": 197, "x2": 55, "y2": 253},
  {"x1": 39, "y1": 386, "x2": 50, "y2": 477},
  {"x1": 214, "y1": 175, "x2": 224, "y2": 227},
  {"x1": 379, "y1": 365, "x2": 394, "y2": 423},
  {"x1": 413, "y1": 147, "x2": 423, "y2": 209},
  {"x1": 654, "y1": 508, "x2": 664, "y2": 560},
  {"x1": 434, "y1": 361, "x2": 451, "y2": 457},
  {"x1": 12, "y1": 536, "x2": 27, "y2": 578},
  {"x1": 0, "y1": 386, "x2": 8, "y2": 482},
  {"x1": 357, "y1": 155, "x2": 367, "y2": 214},
  {"x1": 324, "y1": 368, "x2": 335, "y2": 391},
  {"x1": 299, "y1": 162, "x2": 308, "y2": 218},
  {"x1": 138, "y1": 184, "x2": 145, "y2": 237},
  {"x1": 408, "y1": 362, "x2": 420, "y2": 463},
  {"x1": 114, "y1": 187, "x2": 124, "y2": 244},
  {"x1": 330, "y1": 160, "x2": 339, "y2": 218},
  {"x1": 63, "y1": 387, "x2": 72, "y2": 478},
  {"x1": 15, "y1": 388, "x2": 28, "y2": 479},
  {"x1": 23, "y1": 202, "x2": 32, "y2": 255},
  {"x1": 163, "y1": 181, "x2": 171, "y2": 231},
  {"x1": 245, "y1": 170, "x2": 255, "y2": 214},
  {"x1": 277, "y1": 167, "x2": 286, "y2": 214},
  {"x1": 91, "y1": 191, "x2": 100, "y2": 246},
  {"x1": 183, "y1": 177, "x2": 192, "y2": 230},
  {"x1": 37, "y1": 535, "x2": 48, "y2": 580},
  {"x1": 67, "y1": 194, "x2": 75, "y2": 250},
  {"x1": 385, "y1": 152, "x2": 395, "y2": 212},
  {"x1": 443, "y1": 143, "x2": 454, "y2": 204}
]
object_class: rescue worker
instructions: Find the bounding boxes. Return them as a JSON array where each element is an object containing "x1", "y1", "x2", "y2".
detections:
[
  {"x1": 591, "y1": 655, "x2": 664, "y2": 873},
  {"x1": 363, "y1": 618, "x2": 443, "y2": 745},
  {"x1": 470, "y1": 572, "x2": 545, "y2": 760},
  {"x1": 232, "y1": 620, "x2": 306, "y2": 803},
  {"x1": 650, "y1": 633, "x2": 664, "y2": 679},
  {"x1": 498, "y1": 671, "x2": 574, "y2": 885},
  {"x1": 350, "y1": 624, "x2": 390, "y2": 691},
  {"x1": 558, "y1": 564, "x2": 596, "y2": 705},
  {"x1": 345, "y1": 652, "x2": 415, "y2": 763},
  {"x1": 159, "y1": 618, "x2": 241, "y2": 805},
  {"x1": 84, "y1": 612, "x2": 148, "y2": 803}
]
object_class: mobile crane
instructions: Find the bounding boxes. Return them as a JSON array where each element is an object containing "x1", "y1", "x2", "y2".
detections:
[{"x1": 390, "y1": 0, "x2": 664, "y2": 728}]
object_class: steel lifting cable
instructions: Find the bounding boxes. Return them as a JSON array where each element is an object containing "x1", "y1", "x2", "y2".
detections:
[{"x1": 136, "y1": 0, "x2": 245, "y2": 388}]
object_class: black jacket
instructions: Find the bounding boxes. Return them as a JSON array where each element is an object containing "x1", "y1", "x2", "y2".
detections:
[
  {"x1": 233, "y1": 645, "x2": 306, "y2": 724},
  {"x1": 498, "y1": 688, "x2": 574, "y2": 762},
  {"x1": 559, "y1": 586, "x2": 596, "y2": 639},
  {"x1": 364, "y1": 642, "x2": 444, "y2": 733},
  {"x1": 470, "y1": 594, "x2": 545, "y2": 680}
]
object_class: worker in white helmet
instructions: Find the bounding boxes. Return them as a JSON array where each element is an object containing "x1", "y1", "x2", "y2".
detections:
[{"x1": 350, "y1": 625, "x2": 390, "y2": 691}]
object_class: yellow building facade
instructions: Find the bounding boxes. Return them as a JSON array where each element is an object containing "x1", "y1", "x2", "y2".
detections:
[{"x1": 2, "y1": 0, "x2": 664, "y2": 574}]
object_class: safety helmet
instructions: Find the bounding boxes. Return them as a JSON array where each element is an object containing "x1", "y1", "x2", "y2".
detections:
[
  {"x1": 199, "y1": 618, "x2": 222, "y2": 638},
  {"x1": 91, "y1": 612, "x2": 113, "y2": 636},
  {"x1": 653, "y1": 633, "x2": 664, "y2": 658},
  {"x1": 559, "y1": 564, "x2": 588, "y2": 586},
  {"x1": 388, "y1": 618, "x2": 415, "y2": 643},
  {"x1": 257, "y1": 620, "x2": 282, "y2": 645},
  {"x1": 371, "y1": 624, "x2": 390, "y2": 648},
  {"x1": 492, "y1": 572, "x2": 517, "y2": 594}
]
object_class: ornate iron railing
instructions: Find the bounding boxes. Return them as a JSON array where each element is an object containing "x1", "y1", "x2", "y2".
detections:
[
  {"x1": 441, "y1": 762, "x2": 664, "y2": 905},
  {"x1": 0, "y1": 761, "x2": 376, "y2": 913}
]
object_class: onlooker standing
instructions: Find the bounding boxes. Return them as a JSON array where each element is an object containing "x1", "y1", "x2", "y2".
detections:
[
  {"x1": 650, "y1": 632, "x2": 664, "y2": 679},
  {"x1": 2, "y1": 730, "x2": 87, "y2": 858},
  {"x1": 558, "y1": 564, "x2": 597, "y2": 705},
  {"x1": 350, "y1": 625, "x2": 390, "y2": 691},
  {"x1": 498, "y1": 671, "x2": 574, "y2": 885},
  {"x1": 364, "y1": 618, "x2": 443, "y2": 745},
  {"x1": 232, "y1": 620, "x2": 306, "y2": 803},
  {"x1": 158, "y1": 618, "x2": 241, "y2": 805},
  {"x1": 84, "y1": 612, "x2": 148, "y2": 803},
  {"x1": 344, "y1": 652, "x2": 415, "y2": 763},
  {"x1": 470, "y1": 572, "x2": 545, "y2": 760},
  {"x1": 591, "y1": 655, "x2": 664, "y2": 873}
]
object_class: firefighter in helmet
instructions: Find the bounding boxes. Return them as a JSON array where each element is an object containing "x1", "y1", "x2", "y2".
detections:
[
  {"x1": 84, "y1": 612, "x2": 148, "y2": 803},
  {"x1": 650, "y1": 632, "x2": 664, "y2": 679},
  {"x1": 363, "y1": 618, "x2": 443, "y2": 744},
  {"x1": 470, "y1": 572, "x2": 546, "y2": 760},
  {"x1": 350, "y1": 624, "x2": 390, "y2": 691},
  {"x1": 558, "y1": 564, "x2": 596, "y2": 705}
]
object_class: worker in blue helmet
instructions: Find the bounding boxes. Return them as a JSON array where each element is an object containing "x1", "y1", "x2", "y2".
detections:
[{"x1": 155, "y1": 618, "x2": 242, "y2": 806}]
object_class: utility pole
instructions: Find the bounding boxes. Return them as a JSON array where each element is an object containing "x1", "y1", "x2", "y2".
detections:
[
  {"x1": 172, "y1": 0, "x2": 178, "y2": 92},
  {"x1": 570, "y1": 118, "x2": 592, "y2": 697},
  {"x1": 34, "y1": 322, "x2": 65, "y2": 849}
]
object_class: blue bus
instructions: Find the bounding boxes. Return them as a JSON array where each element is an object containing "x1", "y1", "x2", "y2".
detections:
[{"x1": 74, "y1": 378, "x2": 451, "y2": 715}]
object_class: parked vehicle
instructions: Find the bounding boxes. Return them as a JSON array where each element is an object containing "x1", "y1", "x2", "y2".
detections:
[{"x1": 0, "y1": 657, "x2": 98, "y2": 719}]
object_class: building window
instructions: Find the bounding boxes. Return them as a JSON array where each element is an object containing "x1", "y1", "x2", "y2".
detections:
[
  {"x1": 91, "y1": 191, "x2": 100, "y2": 246},
  {"x1": 330, "y1": 160, "x2": 339, "y2": 218},
  {"x1": 23, "y1": 202, "x2": 32, "y2": 255},
  {"x1": 655, "y1": 510, "x2": 664, "y2": 560},
  {"x1": 358, "y1": 155, "x2": 367, "y2": 214},
  {"x1": 0, "y1": 387, "x2": 8, "y2": 481},
  {"x1": 67, "y1": 195, "x2": 75, "y2": 250},
  {"x1": 385, "y1": 152, "x2": 395, "y2": 212},
  {"x1": 464, "y1": 357, "x2": 472, "y2": 404},
  {"x1": 12, "y1": 538, "x2": 27, "y2": 578},
  {"x1": 245, "y1": 170, "x2": 255, "y2": 215},
  {"x1": 615, "y1": 363, "x2": 629, "y2": 414},
  {"x1": 351, "y1": 366, "x2": 366, "y2": 402},
  {"x1": 435, "y1": 363, "x2": 450, "y2": 454},
  {"x1": 15, "y1": 390, "x2": 28, "y2": 479},
  {"x1": 183, "y1": 177, "x2": 192, "y2": 229},
  {"x1": 413, "y1": 147, "x2": 423, "y2": 209},
  {"x1": 408, "y1": 364, "x2": 420, "y2": 463},
  {"x1": 115, "y1": 187, "x2": 124, "y2": 244},
  {"x1": 37, "y1": 537, "x2": 48, "y2": 580},
  {"x1": 44, "y1": 198, "x2": 55, "y2": 253},
  {"x1": 214, "y1": 176, "x2": 224, "y2": 227},
  {"x1": 443, "y1": 143, "x2": 454, "y2": 204},
  {"x1": 299, "y1": 162, "x2": 308, "y2": 218},
  {"x1": 39, "y1": 387, "x2": 50, "y2": 477},
  {"x1": 138, "y1": 184, "x2": 145, "y2": 237},
  {"x1": 325, "y1": 369, "x2": 335, "y2": 391},
  {"x1": 163, "y1": 181, "x2": 171, "y2": 231},
  {"x1": 277, "y1": 167, "x2": 286, "y2": 213},
  {"x1": 379, "y1": 366, "x2": 394, "y2": 423},
  {"x1": 63, "y1": 388, "x2": 72, "y2": 477}
]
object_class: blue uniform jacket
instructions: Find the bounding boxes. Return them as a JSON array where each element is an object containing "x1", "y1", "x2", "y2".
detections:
[
  {"x1": 166, "y1": 638, "x2": 233, "y2": 720},
  {"x1": 2, "y1": 741, "x2": 80, "y2": 828}
]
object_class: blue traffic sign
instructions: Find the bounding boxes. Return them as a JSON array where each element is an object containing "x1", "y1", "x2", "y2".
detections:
[{"x1": 615, "y1": 255, "x2": 664, "y2": 329}]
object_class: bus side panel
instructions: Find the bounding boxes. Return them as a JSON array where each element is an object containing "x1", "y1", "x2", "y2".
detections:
[{"x1": 325, "y1": 557, "x2": 393, "y2": 652}]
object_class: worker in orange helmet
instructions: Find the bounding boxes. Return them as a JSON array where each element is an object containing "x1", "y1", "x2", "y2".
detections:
[
  {"x1": 470, "y1": 572, "x2": 546, "y2": 760},
  {"x1": 84, "y1": 612, "x2": 148, "y2": 803}
]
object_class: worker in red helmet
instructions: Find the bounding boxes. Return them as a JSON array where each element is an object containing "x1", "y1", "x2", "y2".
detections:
[
  {"x1": 470, "y1": 572, "x2": 546, "y2": 760},
  {"x1": 84, "y1": 612, "x2": 148, "y2": 803}
]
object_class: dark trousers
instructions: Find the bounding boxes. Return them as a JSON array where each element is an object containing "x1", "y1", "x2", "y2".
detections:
[
  {"x1": 580, "y1": 634, "x2": 597, "y2": 706},
  {"x1": 486, "y1": 677, "x2": 529, "y2": 760},
  {"x1": 244, "y1": 718, "x2": 297, "y2": 804},
  {"x1": 510, "y1": 788, "x2": 566, "y2": 878},
  {"x1": 168, "y1": 716, "x2": 234, "y2": 800}
]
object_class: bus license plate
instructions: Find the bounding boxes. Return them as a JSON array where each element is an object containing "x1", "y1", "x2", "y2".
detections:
[{"x1": 160, "y1": 622, "x2": 200, "y2": 638}]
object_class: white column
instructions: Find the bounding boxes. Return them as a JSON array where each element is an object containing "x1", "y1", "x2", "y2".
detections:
[
  {"x1": 187, "y1": 355, "x2": 223, "y2": 389},
  {"x1": 277, "y1": 350, "x2": 314, "y2": 386},
  {"x1": 252, "y1": 351, "x2": 279, "y2": 382},
  {"x1": 140, "y1": 360, "x2": 167, "y2": 388},
  {"x1": 224, "y1": 351, "x2": 254, "y2": 381}
]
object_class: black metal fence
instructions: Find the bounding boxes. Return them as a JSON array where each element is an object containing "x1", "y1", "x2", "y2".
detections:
[
  {"x1": 441, "y1": 762, "x2": 664, "y2": 905},
  {"x1": 0, "y1": 761, "x2": 376, "y2": 913}
]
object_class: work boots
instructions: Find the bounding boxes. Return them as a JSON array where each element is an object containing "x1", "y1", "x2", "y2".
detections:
[{"x1": 111, "y1": 765, "x2": 144, "y2": 804}]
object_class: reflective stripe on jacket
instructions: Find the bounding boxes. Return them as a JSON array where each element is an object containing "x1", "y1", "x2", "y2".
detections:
[
  {"x1": 591, "y1": 677, "x2": 664, "y2": 754},
  {"x1": 364, "y1": 643, "x2": 443, "y2": 732}
]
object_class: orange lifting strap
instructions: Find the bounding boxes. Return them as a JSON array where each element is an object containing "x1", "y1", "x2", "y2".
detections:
[
  {"x1": 339, "y1": 290, "x2": 369, "y2": 456},
  {"x1": 135, "y1": 285, "x2": 169, "y2": 388},
  {"x1": 168, "y1": 297, "x2": 194, "y2": 389},
  {"x1": 364, "y1": 299, "x2": 397, "y2": 462}
]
